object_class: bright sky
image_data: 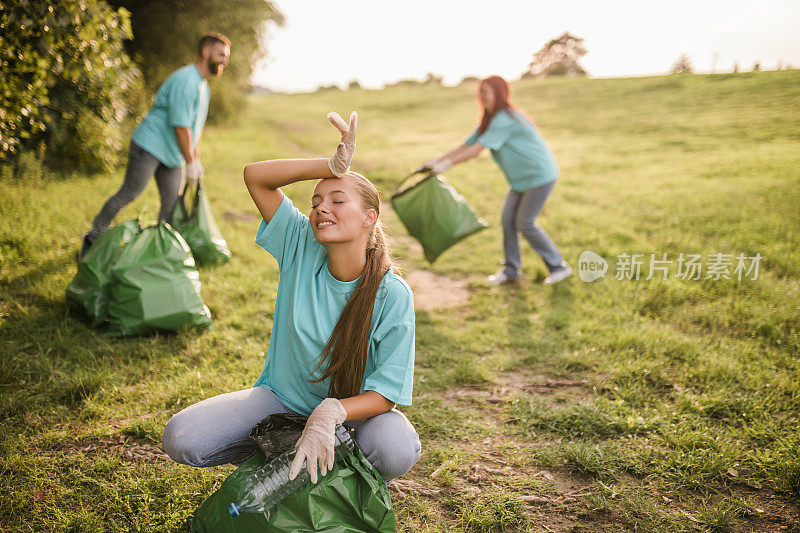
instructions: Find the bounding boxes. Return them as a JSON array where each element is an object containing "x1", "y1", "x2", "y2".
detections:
[{"x1": 250, "y1": 0, "x2": 800, "y2": 92}]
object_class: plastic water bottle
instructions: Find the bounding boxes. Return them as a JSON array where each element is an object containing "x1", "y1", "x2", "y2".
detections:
[{"x1": 228, "y1": 424, "x2": 354, "y2": 517}]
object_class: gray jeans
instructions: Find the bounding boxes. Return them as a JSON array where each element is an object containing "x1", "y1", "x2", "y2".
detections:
[
  {"x1": 161, "y1": 386, "x2": 422, "y2": 483},
  {"x1": 501, "y1": 180, "x2": 564, "y2": 277},
  {"x1": 88, "y1": 141, "x2": 182, "y2": 240}
]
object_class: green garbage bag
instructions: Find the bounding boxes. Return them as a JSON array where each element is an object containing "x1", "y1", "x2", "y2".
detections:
[
  {"x1": 105, "y1": 222, "x2": 212, "y2": 337},
  {"x1": 66, "y1": 220, "x2": 141, "y2": 326},
  {"x1": 391, "y1": 171, "x2": 489, "y2": 263},
  {"x1": 189, "y1": 444, "x2": 396, "y2": 532},
  {"x1": 171, "y1": 180, "x2": 231, "y2": 266}
]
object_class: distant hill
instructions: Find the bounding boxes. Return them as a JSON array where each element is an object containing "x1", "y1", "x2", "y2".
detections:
[{"x1": 249, "y1": 84, "x2": 275, "y2": 94}]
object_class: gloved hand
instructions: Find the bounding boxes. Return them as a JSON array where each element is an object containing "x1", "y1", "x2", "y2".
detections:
[
  {"x1": 430, "y1": 157, "x2": 453, "y2": 174},
  {"x1": 289, "y1": 398, "x2": 347, "y2": 483},
  {"x1": 418, "y1": 157, "x2": 453, "y2": 174},
  {"x1": 186, "y1": 159, "x2": 204, "y2": 185},
  {"x1": 327, "y1": 111, "x2": 358, "y2": 178},
  {"x1": 418, "y1": 158, "x2": 438, "y2": 172}
]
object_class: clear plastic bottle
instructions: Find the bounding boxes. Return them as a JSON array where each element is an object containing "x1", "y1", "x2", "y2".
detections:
[{"x1": 228, "y1": 425, "x2": 354, "y2": 517}]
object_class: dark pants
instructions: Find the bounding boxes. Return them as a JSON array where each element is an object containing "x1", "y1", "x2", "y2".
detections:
[{"x1": 88, "y1": 141, "x2": 182, "y2": 240}]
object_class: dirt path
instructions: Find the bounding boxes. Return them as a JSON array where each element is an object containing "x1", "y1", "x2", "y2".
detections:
[{"x1": 404, "y1": 269, "x2": 470, "y2": 311}]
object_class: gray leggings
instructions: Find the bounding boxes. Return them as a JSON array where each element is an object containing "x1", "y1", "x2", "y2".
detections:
[
  {"x1": 89, "y1": 142, "x2": 182, "y2": 240},
  {"x1": 501, "y1": 180, "x2": 565, "y2": 276},
  {"x1": 162, "y1": 386, "x2": 422, "y2": 483}
]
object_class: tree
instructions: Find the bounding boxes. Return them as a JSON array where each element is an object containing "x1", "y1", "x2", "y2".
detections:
[
  {"x1": 523, "y1": 32, "x2": 588, "y2": 79},
  {"x1": 671, "y1": 54, "x2": 693, "y2": 74},
  {"x1": 108, "y1": 0, "x2": 284, "y2": 123},
  {"x1": 347, "y1": 80, "x2": 362, "y2": 90},
  {"x1": 424, "y1": 72, "x2": 443, "y2": 86},
  {"x1": 0, "y1": 1, "x2": 143, "y2": 174},
  {"x1": 752, "y1": 61, "x2": 761, "y2": 72}
]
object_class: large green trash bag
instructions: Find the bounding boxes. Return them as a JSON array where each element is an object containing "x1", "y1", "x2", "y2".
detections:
[
  {"x1": 66, "y1": 220, "x2": 141, "y2": 326},
  {"x1": 391, "y1": 171, "x2": 489, "y2": 263},
  {"x1": 171, "y1": 180, "x2": 231, "y2": 266},
  {"x1": 105, "y1": 222, "x2": 212, "y2": 337},
  {"x1": 188, "y1": 445, "x2": 397, "y2": 532}
]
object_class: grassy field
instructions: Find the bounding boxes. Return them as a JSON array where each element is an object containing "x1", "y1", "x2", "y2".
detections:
[{"x1": 2, "y1": 70, "x2": 799, "y2": 532}]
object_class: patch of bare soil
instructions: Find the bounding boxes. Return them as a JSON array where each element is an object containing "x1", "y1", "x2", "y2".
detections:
[
  {"x1": 404, "y1": 270, "x2": 470, "y2": 311},
  {"x1": 40, "y1": 435, "x2": 170, "y2": 463},
  {"x1": 437, "y1": 366, "x2": 597, "y2": 412},
  {"x1": 729, "y1": 487, "x2": 800, "y2": 532}
]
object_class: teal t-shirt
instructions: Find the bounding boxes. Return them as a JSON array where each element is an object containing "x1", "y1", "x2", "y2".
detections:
[
  {"x1": 465, "y1": 109, "x2": 558, "y2": 191},
  {"x1": 131, "y1": 64, "x2": 209, "y2": 168},
  {"x1": 253, "y1": 195, "x2": 416, "y2": 416}
]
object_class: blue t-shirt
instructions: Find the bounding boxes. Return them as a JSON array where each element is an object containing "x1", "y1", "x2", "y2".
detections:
[
  {"x1": 253, "y1": 195, "x2": 416, "y2": 416},
  {"x1": 465, "y1": 109, "x2": 558, "y2": 191},
  {"x1": 131, "y1": 64, "x2": 209, "y2": 168}
]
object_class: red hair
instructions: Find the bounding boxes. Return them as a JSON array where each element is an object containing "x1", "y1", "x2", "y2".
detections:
[{"x1": 477, "y1": 75, "x2": 514, "y2": 134}]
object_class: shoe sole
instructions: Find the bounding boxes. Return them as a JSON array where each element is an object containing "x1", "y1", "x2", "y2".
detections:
[{"x1": 544, "y1": 269, "x2": 573, "y2": 285}]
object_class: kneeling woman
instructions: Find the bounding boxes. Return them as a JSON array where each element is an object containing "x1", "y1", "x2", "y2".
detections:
[{"x1": 163, "y1": 111, "x2": 420, "y2": 485}]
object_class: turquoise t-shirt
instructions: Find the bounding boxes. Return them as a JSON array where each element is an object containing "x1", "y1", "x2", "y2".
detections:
[
  {"x1": 131, "y1": 64, "x2": 209, "y2": 168},
  {"x1": 465, "y1": 109, "x2": 558, "y2": 191},
  {"x1": 253, "y1": 195, "x2": 416, "y2": 416}
]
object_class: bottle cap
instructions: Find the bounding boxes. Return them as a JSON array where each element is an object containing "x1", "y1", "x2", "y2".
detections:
[{"x1": 334, "y1": 424, "x2": 355, "y2": 451}]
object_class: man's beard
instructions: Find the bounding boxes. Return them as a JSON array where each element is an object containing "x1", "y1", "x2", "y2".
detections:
[{"x1": 209, "y1": 61, "x2": 223, "y2": 76}]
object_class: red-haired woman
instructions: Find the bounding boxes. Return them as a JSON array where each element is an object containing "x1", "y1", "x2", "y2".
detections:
[
  {"x1": 162, "y1": 112, "x2": 421, "y2": 486},
  {"x1": 422, "y1": 75, "x2": 571, "y2": 285}
]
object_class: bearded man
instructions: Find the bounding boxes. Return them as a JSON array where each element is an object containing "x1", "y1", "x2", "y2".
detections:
[{"x1": 79, "y1": 32, "x2": 231, "y2": 259}]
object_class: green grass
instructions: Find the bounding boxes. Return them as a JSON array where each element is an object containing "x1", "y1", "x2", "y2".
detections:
[{"x1": 2, "y1": 70, "x2": 800, "y2": 531}]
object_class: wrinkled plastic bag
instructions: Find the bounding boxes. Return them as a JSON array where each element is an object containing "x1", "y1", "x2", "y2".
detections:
[
  {"x1": 66, "y1": 220, "x2": 141, "y2": 325},
  {"x1": 249, "y1": 413, "x2": 309, "y2": 462},
  {"x1": 105, "y1": 222, "x2": 212, "y2": 337},
  {"x1": 189, "y1": 414, "x2": 397, "y2": 533},
  {"x1": 391, "y1": 171, "x2": 489, "y2": 263},
  {"x1": 172, "y1": 180, "x2": 231, "y2": 266}
]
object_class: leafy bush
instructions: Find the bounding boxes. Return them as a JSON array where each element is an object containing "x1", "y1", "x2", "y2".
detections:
[{"x1": 0, "y1": 0, "x2": 144, "y2": 175}]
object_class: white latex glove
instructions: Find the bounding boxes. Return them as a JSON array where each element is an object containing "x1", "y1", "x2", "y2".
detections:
[
  {"x1": 327, "y1": 111, "x2": 358, "y2": 178},
  {"x1": 431, "y1": 157, "x2": 453, "y2": 174},
  {"x1": 186, "y1": 159, "x2": 204, "y2": 184},
  {"x1": 418, "y1": 158, "x2": 438, "y2": 172},
  {"x1": 289, "y1": 398, "x2": 347, "y2": 484}
]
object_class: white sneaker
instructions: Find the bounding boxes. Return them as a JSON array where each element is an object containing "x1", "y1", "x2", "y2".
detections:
[
  {"x1": 487, "y1": 271, "x2": 520, "y2": 285},
  {"x1": 544, "y1": 265, "x2": 573, "y2": 285}
]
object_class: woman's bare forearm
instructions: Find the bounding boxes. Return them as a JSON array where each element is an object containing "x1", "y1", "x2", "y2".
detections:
[
  {"x1": 338, "y1": 390, "x2": 395, "y2": 421},
  {"x1": 440, "y1": 144, "x2": 467, "y2": 161},
  {"x1": 436, "y1": 143, "x2": 484, "y2": 167},
  {"x1": 243, "y1": 158, "x2": 334, "y2": 191},
  {"x1": 449, "y1": 143, "x2": 483, "y2": 164}
]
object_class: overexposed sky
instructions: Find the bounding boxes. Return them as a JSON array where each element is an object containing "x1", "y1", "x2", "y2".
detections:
[{"x1": 250, "y1": 0, "x2": 800, "y2": 92}]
